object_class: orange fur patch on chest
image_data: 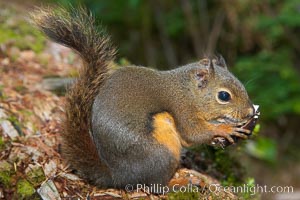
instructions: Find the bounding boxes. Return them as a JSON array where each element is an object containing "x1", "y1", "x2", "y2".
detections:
[{"x1": 152, "y1": 112, "x2": 181, "y2": 160}]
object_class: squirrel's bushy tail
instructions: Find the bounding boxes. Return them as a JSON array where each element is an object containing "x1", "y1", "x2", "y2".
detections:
[{"x1": 31, "y1": 7, "x2": 116, "y2": 182}]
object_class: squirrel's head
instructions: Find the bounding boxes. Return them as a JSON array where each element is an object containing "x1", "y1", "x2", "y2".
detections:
[{"x1": 185, "y1": 56, "x2": 255, "y2": 125}]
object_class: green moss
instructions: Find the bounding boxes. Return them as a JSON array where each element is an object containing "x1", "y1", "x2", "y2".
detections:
[
  {"x1": 0, "y1": 136, "x2": 5, "y2": 150},
  {"x1": 0, "y1": 172, "x2": 11, "y2": 188},
  {"x1": 0, "y1": 161, "x2": 13, "y2": 188},
  {"x1": 20, "y1": 109, "x2": 33, "y2": 117},
  {"x1": 0, "y1": 85, "x2": 8, "y2": 100},
  {"x1": 26, "y1": 165, "x2": 46, "y2": 187},
  {"x1": 188, "y1": 145, "x2": 246, "y2": 186},
  {"x1": 0, "y1": 8, "x2": 46, "y2": 53},
  {"x1": 17, "y1": 179, "x2": 35, "y2": 199},
  {"x1": 7, "y1": 115, "x2": 21, "y2": 127},
  {"x1": 14, "y1": 85, "x2": 28, "y2": 94},
  {"x1": 215, "y1": 149, "x2": 244, "y2": 186},
  {"x1": 228, "y1": 177, "x2": 260, "y2": 200}
]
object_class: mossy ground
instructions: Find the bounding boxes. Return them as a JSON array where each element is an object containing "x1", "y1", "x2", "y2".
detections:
[
  {"x1": 0, "y1": 5, "x2": 45, "y2": 53},
  {"x1": 0, "y1": 161, "x2": 14, "y2": 188}
]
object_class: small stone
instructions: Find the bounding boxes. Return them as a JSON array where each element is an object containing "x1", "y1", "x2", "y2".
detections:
[
  {"x1": 0, "y1": 109, "x2": 19, "y2": 140},
  {"x1": 59, "y1": 172, "x2": 80, "y2": 181},
  {"x1": 43, "y1": 160, "x2": 57, "y2": 177},
  {"x1": 37, "y1": 180, "x2": 61, "y2": 200}
]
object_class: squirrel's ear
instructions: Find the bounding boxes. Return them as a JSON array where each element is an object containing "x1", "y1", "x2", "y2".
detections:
[
  {"x1": 195, "y1": 68, "x2": 209, "y2": 88},
  {"x1": 199, "y1": 58, "x2": 215, "y2": 76},
  {"x1": 214, "y1": 55, "x2": 227, "y2": 70},
  {"x1": 196, "y1": 59, "x2": 214, "y2": 88}
]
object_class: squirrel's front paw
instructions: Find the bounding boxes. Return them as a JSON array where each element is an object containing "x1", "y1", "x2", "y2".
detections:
[
  {"x1": 209, "y1": 124, "x2": 236, "y2": 144},
  {"x1": 210, "y1": 124, "x2": 251, "y2": 147},
  {"x1": 231, "y1": 127, "x2": 251, "y2": 138}
]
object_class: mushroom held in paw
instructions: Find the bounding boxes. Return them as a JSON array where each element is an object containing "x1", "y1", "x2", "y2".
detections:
[{"x1": 241, "y1": 105, "x2": 260, "y2": 133}]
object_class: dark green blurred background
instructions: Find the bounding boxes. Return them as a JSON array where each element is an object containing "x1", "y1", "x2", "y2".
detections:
[{"x1": 47, "y1": 0, "x2": 300, "y2": 192}]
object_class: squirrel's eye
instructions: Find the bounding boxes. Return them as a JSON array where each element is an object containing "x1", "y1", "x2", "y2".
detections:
[{"x1": 218, "y1": 91, "x2": 231, "y2": 102}]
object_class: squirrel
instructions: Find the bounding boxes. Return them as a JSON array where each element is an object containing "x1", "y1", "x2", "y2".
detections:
[{"x1": 31, "y1": 7, "x2": 256, "y2": 189}]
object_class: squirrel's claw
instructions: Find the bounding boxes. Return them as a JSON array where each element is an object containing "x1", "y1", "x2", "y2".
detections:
[
  {"x1": 212, "y1": 132, "x2": 235, "y2": 144},
  {"x1": 211, "y1": 137, "x2": 228, "y2": 148},
  {"x1": 210, "y1": 125, "x2": 251, "y2": 147},
  {"x1": 233, "y1": 127, "x2": 252, "y2": 135},
  {"x1": 230, "y1": 131, "x2": 248, "y2": 139}
]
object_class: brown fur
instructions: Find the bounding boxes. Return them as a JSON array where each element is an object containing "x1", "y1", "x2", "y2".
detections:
[
  {"x1": 31, "y1": 7, "x2": 255, "y2": 189},
  {"x1": 31, "y1": 7, "x2": 116, "y2": 183}
]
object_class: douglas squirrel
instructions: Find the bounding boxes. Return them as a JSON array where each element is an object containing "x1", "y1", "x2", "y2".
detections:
[{"x1": 32, "y1": 7, "x2": 259, "y2": 189}]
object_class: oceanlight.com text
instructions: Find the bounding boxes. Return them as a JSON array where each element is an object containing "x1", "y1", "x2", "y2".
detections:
[{"x1": 124, "y1": 183, "x2": 294, "y2": 196}]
